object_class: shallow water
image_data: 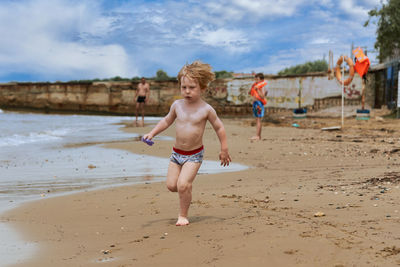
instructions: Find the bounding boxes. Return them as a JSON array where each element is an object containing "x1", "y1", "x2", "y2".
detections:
[{"x1": 0, "y1": 112, "x2": 170, "y2": 212}]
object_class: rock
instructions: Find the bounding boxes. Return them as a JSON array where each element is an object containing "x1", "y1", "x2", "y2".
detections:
[
  {"x1": 314, "y1": 211, "x2": 325, "y2": 217},
  {"x1": 390, "y1": 148, "x2": 400, "y2": 154}
]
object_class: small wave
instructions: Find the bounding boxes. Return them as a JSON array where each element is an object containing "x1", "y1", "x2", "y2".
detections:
[
  {"x1": 0, "y1": 109, "x2": 3, "y2": 113},
  {"x1": 45, "y1": 128, "x2": 70, "y2": 136},
  {"x1": 0, "y1": 132, "x2": 62, "y2": 147}
]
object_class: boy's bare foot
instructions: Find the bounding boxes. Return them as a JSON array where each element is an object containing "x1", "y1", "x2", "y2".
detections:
[
  {"x1": 176, "y1": 216, "x2": 189, "y2": 226},
  {"x1": 135, "y1": 120, "x2": 138, "y2": 127},
  {"x1": 250, "y1": 136, "x2": 261, "y2": 140},
  {"x1": 140, "y1": 121, "x2": 144, "y2": 127}
]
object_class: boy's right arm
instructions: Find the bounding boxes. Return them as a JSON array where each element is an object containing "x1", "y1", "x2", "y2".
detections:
[
  {"x1": 257, "y1": 87, "x2": 266, "y2": 100},
  {"x1": 143, "y1": 101, "x2": 177, "y2": 140}
]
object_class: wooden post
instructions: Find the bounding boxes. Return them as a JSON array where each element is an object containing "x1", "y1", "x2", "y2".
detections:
[{"x1": 341, "y1": 55, "x2": 344, "y2": 128}]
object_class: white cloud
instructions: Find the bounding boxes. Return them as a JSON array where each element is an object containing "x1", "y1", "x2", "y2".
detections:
[
  {"x1": 201, "y1": 0, "x2": 306, "y2": 24},
  {"x1": 339, "y1": 0, "x2": 369, "y2": 18},
  {"x1": 235, "y1": 0, "x2": 305, "y2": 16},
  {"x1": 0, "y1": 0, "x2": 136, "y2": 81},
  {"x1": 310, "y1": 38, "x2": 333, "y2": 45},
  {"x1": 0, "y1": 0, "x2": 380, "y2": 80},
  {"x1": 362, "y1": 0, "x2": 385, "y2": 7},
  {"x1": 338, "y1": 0, "x2": 386, "y2": 21},
  {"x1": 187, "y1": 24, "x2": 250, "y2": 52}
]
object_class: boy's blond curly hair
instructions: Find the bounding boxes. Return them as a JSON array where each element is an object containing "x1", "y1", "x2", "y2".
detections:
[{"x1": 177, "y1": 60, "x2": 215, "y2": 90}]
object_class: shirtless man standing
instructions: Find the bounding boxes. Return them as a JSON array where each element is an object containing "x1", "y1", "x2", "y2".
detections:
[{"x1": 135, "y1": 77, "x2": 150, "y2": 126}]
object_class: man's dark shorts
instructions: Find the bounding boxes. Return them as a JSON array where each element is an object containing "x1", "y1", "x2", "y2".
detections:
[{"x1": 137, "y1": 96, "x2": 146, "y2": 103}]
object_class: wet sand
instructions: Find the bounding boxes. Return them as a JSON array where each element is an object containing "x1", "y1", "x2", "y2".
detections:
[{"x1": 2, "y1": 111, "x2": 400, "y2": 266}]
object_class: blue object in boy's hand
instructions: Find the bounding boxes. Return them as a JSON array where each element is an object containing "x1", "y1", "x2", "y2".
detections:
[{"x1": 141, "y1": 137, "x2": 154, "y2": 146}]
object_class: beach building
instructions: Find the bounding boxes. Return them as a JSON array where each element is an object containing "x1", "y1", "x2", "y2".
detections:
[{"x1": 366, "y1": 58, "x2": 400, "y2": 110}]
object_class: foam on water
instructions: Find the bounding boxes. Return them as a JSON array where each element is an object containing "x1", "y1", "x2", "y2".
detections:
[
  {"x1": 0, "y1": 132, "x2": 62, "y2": 147},
  {"x1": 0, "y1": 112, "x2": 134, "y2": 148}
]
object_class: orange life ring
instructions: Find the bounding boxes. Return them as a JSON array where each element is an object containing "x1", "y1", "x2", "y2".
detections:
[{"x1": 335, "y1": 56, "x2": 354, "y2": 86}]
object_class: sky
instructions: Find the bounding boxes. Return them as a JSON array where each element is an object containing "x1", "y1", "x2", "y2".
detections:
[{"x1": 0, "y1": 0, "x2": 383, "y2": 82}]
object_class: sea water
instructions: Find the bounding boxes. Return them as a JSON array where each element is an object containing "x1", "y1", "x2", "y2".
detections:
[
  {"x1": 0, "y1": 111, "x2": 167, "y2": 210},
  {"x1": 0, "y1": 110, "x2": 248, "y2": 266}
]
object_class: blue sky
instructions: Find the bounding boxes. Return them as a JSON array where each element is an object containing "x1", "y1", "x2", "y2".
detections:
[{"x1": 0, "y1": 0, "x2": 382, "y2": 82}]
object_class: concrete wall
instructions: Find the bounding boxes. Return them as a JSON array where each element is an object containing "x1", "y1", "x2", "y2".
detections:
[
  {"x1": 227, "y1": 73, "x2": 363, "y2": 109},
  {"x1": 0, "y1": 72, "x2": 365, "y2": 116}
]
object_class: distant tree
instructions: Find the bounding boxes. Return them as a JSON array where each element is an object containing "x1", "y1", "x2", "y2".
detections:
[
  {"x1": 110, "y1": 76, "x2": 125, "y2": 81},
  {"x1": 111, "y1": 76, "x2": 122, "y2": 81},
  {"x1": 278, "y1": 60, "x2": 328, "y2": 75},
  {"x1": 364, "y1": 0, "x2": 400, "y2": 62},
  {"x1": 214, "y1": 70, "x2": 233, "y2": 79},
  {"x1": 66, "y1": 75, "x2": 159, "y2": 83},
  {"x1": 67, "y1": 80, "x2": 92, "y2": 83},
  {"x1": 155, "y1": 69, "x2": 170, "y2": 81}
]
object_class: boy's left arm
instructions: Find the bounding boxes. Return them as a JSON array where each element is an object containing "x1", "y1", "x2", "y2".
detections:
[{"x1": 208, "y1": 107, "x2": 232, "y2": 166}]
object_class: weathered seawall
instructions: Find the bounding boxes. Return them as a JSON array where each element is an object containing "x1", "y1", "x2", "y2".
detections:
[{"x1": 0, "y1": 73, "x2": 366, "y2": 116}]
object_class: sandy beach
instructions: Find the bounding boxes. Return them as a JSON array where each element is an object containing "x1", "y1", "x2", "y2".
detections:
[{"x1": 2, "y1": 111, "x2": 400, "y2": 266}]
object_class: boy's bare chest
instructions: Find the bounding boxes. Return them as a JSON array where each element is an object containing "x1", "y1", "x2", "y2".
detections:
[{"x1": 176, "y1": 109, "x2": 208, "y2": 125}]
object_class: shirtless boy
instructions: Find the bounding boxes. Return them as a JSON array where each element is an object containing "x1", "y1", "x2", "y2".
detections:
[
  {"x1": 143, "y1": 61, "x2": 231, "y2": 226},
  {"x1": 135, "y1": 77, "x2": 150, "y2": 126}
]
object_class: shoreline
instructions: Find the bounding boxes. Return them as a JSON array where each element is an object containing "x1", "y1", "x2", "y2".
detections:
[{"x1": 2, "y1": 117, "x2": 400, "y2": 266}]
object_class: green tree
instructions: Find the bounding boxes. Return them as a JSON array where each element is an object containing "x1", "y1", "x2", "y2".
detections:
[
  {"x1": 110, "y1": 76, "x2": 123, "y2": 81},
  {"x1": 364, "y1": 0, "x2": 400, "y2": 62},
  {"x1": 278, "y1": 60, "x2": 328, "y2": 75},
  {"x1": 155, "y1": 69, "x2": 169, "y2": 81},
  {"x1": 109, "y1": 76, "x2": 131, "y2": 81},
  {"x1": 214, "y1": 70, "x2": 233, "y2": 79}
]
